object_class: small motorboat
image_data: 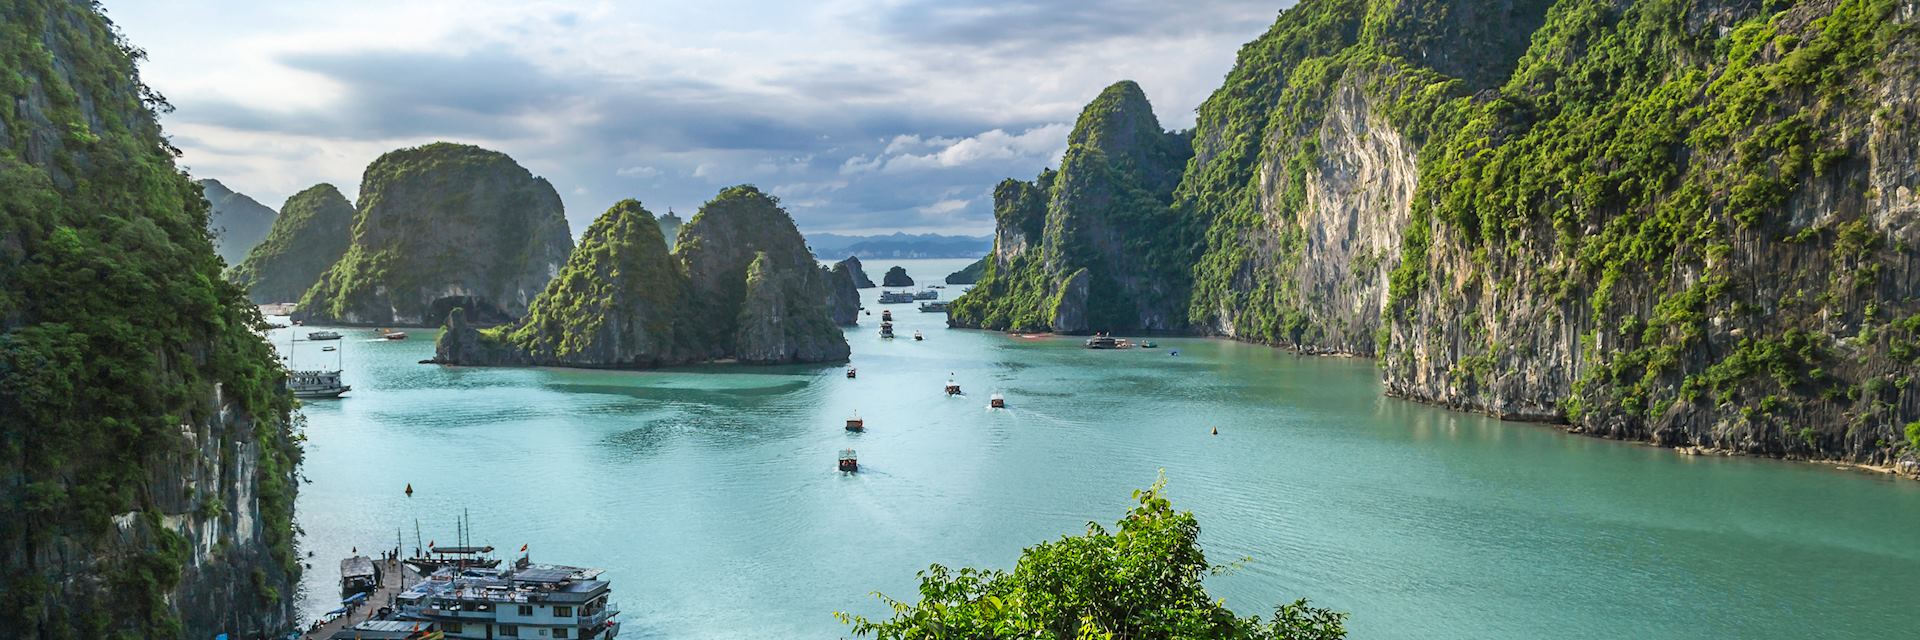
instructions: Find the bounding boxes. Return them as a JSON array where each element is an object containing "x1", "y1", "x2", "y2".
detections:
[
  {"x1": 989, "y1": 393, "x2": 1005, "y2": 409},
  {"x1": 881, "y1": 310, "x2": 893, "y2": 322},
  {"x1": 845, "y1": 412, "x2": 865, "y2": 432},
  {"x1": 945, "y1": 378, "x2": 962, "y2": 396},
  {"x1": 1140, "y1": 340, "x2": 1158, "y2": 349},
  {"x1": 839, "y1": 449, "x2": 859, "y2": 472},
  {"x1": 379, "y1": 329, "x2": 408, "y2": 340},
  {"x1": 846, "y1": 367, "x2": 857, "y2": 379},
  {"x1": 307, "y1": 330, "x2": 343, "y2": 341},
  {"x1": 913, "y1": 331, "x2": 924, "y2": 341},
  {"x1": 321, "y1": 346, "x2": 337, "y2": 352}
]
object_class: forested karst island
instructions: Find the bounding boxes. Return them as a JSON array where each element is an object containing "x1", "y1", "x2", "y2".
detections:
[
  {"x1": 226, "y1": 183, "x2": 356, "y2": 304},
  {"x1": 952, "y1": 0, "x2": 1920, "y2": 469},
  {"x1": 0, "y1": 0, "x2": 300, "y2": 635},
  {"x1": 435, "y1": 186, "x2": 852, "y2": 368},
  {"x1": 297, "y1": 142, "x2": 575, "y2": 327}
]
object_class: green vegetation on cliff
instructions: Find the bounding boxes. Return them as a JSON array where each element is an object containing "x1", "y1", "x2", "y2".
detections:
[
  {"x1": 299, "y1": 142, "x2": 573, "y2": 326},
  {"x1": 227, "y1": 183, "x2": 355, "y2": 303},
  {"x1": 0, "y1": 0, "x2": 299, "y2": 635},
  {"x1": 839, "y1": 478, "x2": 1345, "y2": 639},
  {"x1": 945, "y1": 256, "x2": 986, "y2": 285},
  {"x1": 949, "y1": 82, "x2": 1194, "y2": 333},
  {"x1": 952, "y1": 0, "x2": 1920, "y2": 464},
  {"x1": 438, "y1": 186, "x2": 849, "y2": 368}
]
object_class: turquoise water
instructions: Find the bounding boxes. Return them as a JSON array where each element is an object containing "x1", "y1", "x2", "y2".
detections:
[{"x1": 282, "y1": 258, "x2": 1920, "y2": 639}]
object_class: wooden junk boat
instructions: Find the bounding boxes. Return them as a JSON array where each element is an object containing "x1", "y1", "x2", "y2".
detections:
[
  {"x1": 989, "y1": 392, "x2": 1006, "y2": 409},
  {"x1": 913, "y1": 330, "x2": 924, "y2": 341},
  {"x1": 880, "y1": 322, "x2": 895, "y2": 339},
  {"x1": 945, "y1": 378, "x2": 962, "y2": 396},
  {"x1": 846, "y1": 366, "x2": 857, "y2": 379},
  {"x1": 846, "y1": 412, "x2": 865, "y2": 432},
  {"x1": 839, "y1": 449, "x2": 859, "y2": 472},
  {"x1": 1085, "y1": 334, "x2": 1131, "y2": 349},
  {"x1": 881, "y1": 309, "x2": 893, "y2": 322}
]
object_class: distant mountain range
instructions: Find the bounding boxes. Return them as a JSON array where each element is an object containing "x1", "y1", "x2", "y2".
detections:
[{"x1": 806, "y1": 232, "x2": 991, "y2": 259}]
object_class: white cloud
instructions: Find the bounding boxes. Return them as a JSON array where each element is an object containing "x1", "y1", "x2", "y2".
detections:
[
  {"x1": 615, "y1": 165, "x2": 660, "y2": 178},
  {"x1": 918, "y1": 198, "x2": 970, "y2": 216},
  {"x1": 881, "y1": 123, "x2": 1070, "y2": 173}
]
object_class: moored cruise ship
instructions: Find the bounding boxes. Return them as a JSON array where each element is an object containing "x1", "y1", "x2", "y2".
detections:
[{"x1": 395, "y1": 557, "x2": 621, "y2": 639}]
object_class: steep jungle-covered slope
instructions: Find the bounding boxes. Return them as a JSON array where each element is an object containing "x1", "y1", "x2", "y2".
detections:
[
  {"x1": 297, "y1": 142, "x2": 573, "y2": 326},
  {"x1": 948, "y1": 81, "x2": 1194, "y2": 332},
  {"x1": 954, "y1": 0, "x2": 1920, "y2": 467},
  {"x1": 198, "y1": 178, "x2": 277, "y2": 265},
  {"x1": 227, "y1": 183, "x2": 355, "y2": 303},
  {"x1": 436, "y1": 186, "x2": 850, "y2": 368},
  {"x1": 0, "y1": 0, "x2": 300, "y2": 635}
]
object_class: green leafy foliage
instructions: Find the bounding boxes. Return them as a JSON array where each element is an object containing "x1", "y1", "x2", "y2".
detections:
[
  {"x1": 839, "y1": 478, "x2": 1346, "y2": 640},
  {"x1": 1, "y1": 0, "x2": 299, "y2": 634},
  {"x1": 226, "y1": 182, "x2": 354, "y2": 303}
]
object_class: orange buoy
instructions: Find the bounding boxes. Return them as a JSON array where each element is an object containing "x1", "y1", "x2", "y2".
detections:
[
  {"x1": 1211, "y1": 427, "x2": 1218, "y2": 435},
  {"x1": 404, "y1": 483, "x2": 413, "y2": 497}
]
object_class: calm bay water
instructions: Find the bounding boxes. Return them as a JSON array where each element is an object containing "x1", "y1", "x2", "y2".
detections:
[{"x1": 282, "y1": 258, "x2": 1920, "y2": 639}]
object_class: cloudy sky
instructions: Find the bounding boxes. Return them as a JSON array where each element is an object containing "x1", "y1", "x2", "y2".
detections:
[{"x1": 105, "y1": 1, "x2": 1287, "y2": 236}]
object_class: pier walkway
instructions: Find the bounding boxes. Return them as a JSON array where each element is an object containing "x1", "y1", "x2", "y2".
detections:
[{"x1": 299, "y1": 557, "x2": 420, "y2": 640}]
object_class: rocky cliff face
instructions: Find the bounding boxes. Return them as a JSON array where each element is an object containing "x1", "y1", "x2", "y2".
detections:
[
  {"x1": 227, "y1": 183, "x2": 355, "y2": 303},
  {"x1": 658, "y1": 210, "x2": 684, "y2": 249},
  {"x1": 954, "y1": 0, "x2": 1920, "y2": 468},
  {"x1": 298, "y1": 142, "x2": 573, "y2": 326},
  {"x1": 824, "y1": 261, "x2": 862, "y2": 325},
  {"x1": 882, "y1": 265, "x2": 914, "y2": 287},
  {"x1": 199, "y1": 178, "x2": 278, "y2": 266},
  {"x1": 836, "y1": 255, "x2": 876, "y2": 288},
  {"x1": 0, "y1": 1, "x2": 300, "y2": 635},
  {"x1": 949, "y1": 81, "x2": 1194, "y2": 333},
  {"x1": 437, "y1": 187, "x2": 849, "y2": 368},
  {"x1": 945, "y1": 257, "x2": 987, "y2": 285}
]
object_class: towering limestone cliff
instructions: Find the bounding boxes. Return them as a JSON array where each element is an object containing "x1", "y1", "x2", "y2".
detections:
[
  {"x1": 198, "y1": 178, "x2": 278, "y2": 265},
  {"x1": 437, "y1": 186, "x2": 850, "y2": 367},
  {"x1": 949, "y1": 81, "x2": 1195, "y2": 333},
  {"x1": 955, "y1": 0, "x2": 1920, "y2": 469},
  {"x1": 836, "y1": 255, "x2": 876, "y2": 288},
  {"x1": 298, "y1": 142, "x2": 573, "y2": 326},
  {"x1": 824, "y1": 260, "x2": 862, "y2": 325},
  {"x1": 227, "y1": 183, "x2": 355, "y2": 303},
  {"x1": 658, "y1": 209, "x2": 684, "y2": 249},
  {"x1": 0, "y1": 0, "x2": 300, "y2": 635}
]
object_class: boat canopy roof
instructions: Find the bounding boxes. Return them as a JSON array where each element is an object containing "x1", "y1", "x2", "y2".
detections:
[{"x1": 341, "y1": 555, "x2": 376, "y2": 578}]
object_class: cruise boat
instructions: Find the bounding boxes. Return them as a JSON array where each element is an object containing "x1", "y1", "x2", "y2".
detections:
[
  {"x1": 913, "y1": 331, "x2": 923, "y2": 341},
  {"x1": 394, "y1": 556, "x2": 621, "y2": 639},
  {"x1": 989, "y1": 393, "x2": 1006, "y2": 409},
  {"x1": 913, "y1": 289, "x2": 938, "y2": 300},
  {"x1": 878, "y1": 290, "x2": 915, "y2": 304},
  {"x1": 845, "y1": 412, "x2": 864, "y2": 432},
  {"x1": 1084, "y1": 334, "x2": 1131, "y2": 349},
  {"x1": 290, "y1": 370, "x2": 351, "y2": 399},
  {"x1": 839, "y1": 449, "x2": 859, "y2": 472},
  {"x1": 945, "y1": 378, "x2": 962, "y2": 396},
  {"x1": 918, "y1": 301, "x2": 949, "y2": 313},
  {"x1": 879, "y1": 322, "x2": 895, "y2": 339},
  {"x1": 308, "y1": 330, "x2": 343, "y2": 341}
]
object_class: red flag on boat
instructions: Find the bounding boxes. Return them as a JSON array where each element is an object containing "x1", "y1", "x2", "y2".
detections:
[
  {"x1": 428, "y1": 540, "x2": 434, "y2": 549},
  {"x1": 520, "y1": 544, "x2": 528, "y2": 552}
]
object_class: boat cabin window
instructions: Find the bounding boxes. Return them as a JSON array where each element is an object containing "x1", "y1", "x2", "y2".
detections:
[
  {"x1": 519, "y1": 604, "x2": 534, "y2": 615},
  {"x1": 553, "y1": 628, "x2": 571, "y2": 639},
  {"x1": 553, "y1": 605, "x2": 573, "y2": 617},
  {"x1": 499, "y1": 624, "x2": 519, "y2": 636}
]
